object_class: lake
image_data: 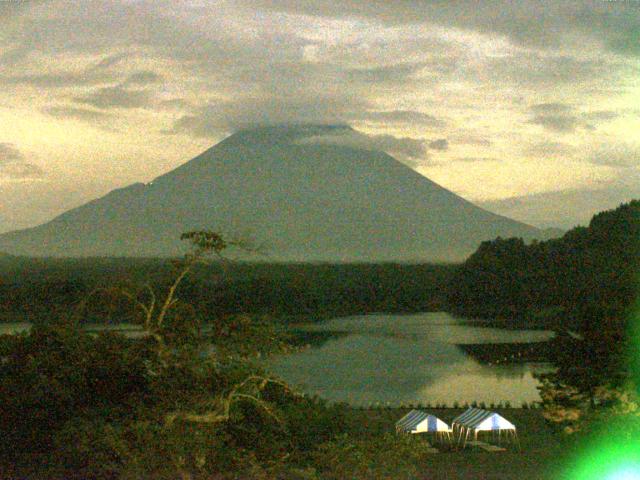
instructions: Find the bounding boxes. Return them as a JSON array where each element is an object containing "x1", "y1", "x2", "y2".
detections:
[
  {"x1": 0, "y1": 313, "x2": 555, "y2": 407},
  {"x1": 266, "y1": 312, "x2": 555, "y2": 406}
]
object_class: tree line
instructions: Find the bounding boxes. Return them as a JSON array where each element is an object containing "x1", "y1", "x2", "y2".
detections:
[
  {"x1": 447, "y1": 200, "x2": 640, "y2": 437},
  {"x1": 447, "y1": 200, "x2": 639, "y2": 333},
  {"x1": 0, "y1": 259, "x2": 455, "y2": 325}
]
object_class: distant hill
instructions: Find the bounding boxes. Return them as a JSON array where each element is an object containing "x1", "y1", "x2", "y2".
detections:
[
  {"x1": 479, "y1": 187, "x2": 640, "y2": 230},
  {"x1": 448, "y1": 199, "x2": 640, "y2": 327},
  {"x1": 0, "y1": 125, "x2": 555, "y2": 261}
]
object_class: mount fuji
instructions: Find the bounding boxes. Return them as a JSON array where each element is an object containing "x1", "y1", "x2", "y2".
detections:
[{"x1": 0, "y1": 125, "x2": 553, "y2": 261}]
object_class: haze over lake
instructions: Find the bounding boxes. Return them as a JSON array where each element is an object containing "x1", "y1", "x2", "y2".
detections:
[{"x1": 267, "y1": 312, "x2": 554, "y2": 406}]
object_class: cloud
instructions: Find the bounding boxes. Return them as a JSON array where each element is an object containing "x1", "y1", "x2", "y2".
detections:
[
  {"x1": 0, "y1": 144, "x2": 24, "y2": 162},
  {"x1": 123, "y1": 70, "x2": 163, "y2": 86},
  {"x1": 346, "y1": 62, "x2": 426, "y2": 84},
  {"x1": 583, "y1": 110, "x2": 620, "y2": 122},
  {"x1": 0, "y1": 52, "x2": 134, "y2": 88},
  {"x1": 74, "y1": 85, "x2": 153, "y2": 109},
  {"x1": 167, "y1": 94, "x2": 371, "y2": 137},
  {"x1": 530, "y1": 103, "x2": 573, "y2": 115},
  {"x1": 1, "y1": 70, "x2": 116, "y2": 88},
  {"x1": 91, "y1": 52, "x2": 130, "y2": 71},
  {"x1": 168, "y1": 100, "x2": 444, "y2": 140},
  {"x1": 587, "y1": 143, "x2": 640, "y2": 168},
  {"x1": 157, "y1": 98, "x2": 193, "y2": 111},
  {"x1": 449, "y1": 132, "x2": 493, "y2": 147},
  {"x1": 297, "y1": 129, "x2": 427, "y2": 163},
  {"x1": 247, "y1": 0, "x2": 640, "y2": 57},
  {"x1": 528, "y1": 114, "x2": 580, "y2": 133},
  {"x1": 352, "y1": 110, "x2": 444, "y2": 127},
  {"x1": 0, "y1": 46, "x2": 31, "y2": 66},
  {"x1": 485, "y1": 54, "x2": 625, "y2": 91},
  {"x1": 525, "y1": 141, "x2": 576, "y2": 157},
  {"x1": 368, "y1": 134, "x2": 426, "y2": 160},
  {"x1": 44, "y1": 105, "x2": 113, "y2": 122},
  {"x1": 452, "y1": 157, "x2": 495, "y2": 163},
  {"x1": 0, "y1": 143, "x2": 43, "y2": 180},
  {"x1": 527, "y1": 102, "x2": 620, "y2": 133},
  {"x1": 428, "y1": 139, "x2": 448, "y2": 151},
  {"x1": 1, "y1": 0, "x2": 632, "y2": 137},
  {"x1": 0, "y1": 0, "x2": 38, "y2": 20}
]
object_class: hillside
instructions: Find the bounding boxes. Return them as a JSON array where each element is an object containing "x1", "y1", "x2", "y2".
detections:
[
  {"x1": 448, "y1": 199, "x2": 640, "y2": 329},
  {"x1": 0, "y1": 125, "x2": 551, "y2": 261}
]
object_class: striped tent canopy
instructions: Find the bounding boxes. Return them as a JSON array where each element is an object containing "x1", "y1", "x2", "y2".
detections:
[
  {"x1": 452, "y1": 407, "x2": 516, "y2": 432},
  {"x1": 396, "y1": 410, "x2": 451, "y2": 434}
]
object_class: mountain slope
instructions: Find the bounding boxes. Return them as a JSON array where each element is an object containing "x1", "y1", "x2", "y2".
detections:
[{"x1": 0, "y1": 125, "x2": 551, "y2": 261}]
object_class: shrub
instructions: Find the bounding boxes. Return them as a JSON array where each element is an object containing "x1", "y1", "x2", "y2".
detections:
[{"x1": 312, "y1": 433, "x2": 435, "y2": 480}]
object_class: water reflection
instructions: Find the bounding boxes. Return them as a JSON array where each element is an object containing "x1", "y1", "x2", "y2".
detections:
[
  {"x1": 1, "y1": 313, "x2": 555, "y2": 405},
  {"x1": 267, "y1": 312, "x2": 554, "y2": 406}
]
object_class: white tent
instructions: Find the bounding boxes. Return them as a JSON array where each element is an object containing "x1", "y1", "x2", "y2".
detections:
[
  {"x1": 395, "y1": 410, "x2": 452, "y2": 443},
  {"x1": 451, "y1": 408, "x2": 519, "y2": 449}
]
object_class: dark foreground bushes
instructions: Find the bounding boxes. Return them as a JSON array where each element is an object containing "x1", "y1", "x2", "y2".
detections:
[{"x1": 0, "y1": 323, "x2": 439, "y2": 479}]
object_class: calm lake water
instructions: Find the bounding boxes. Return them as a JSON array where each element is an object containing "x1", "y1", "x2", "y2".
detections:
[
  {"x1": 266, "y1": 312, "x2": 555, "y2": 406},
  {"x1": 1, "y1": 313, "x2": 555, "y2": 406}
]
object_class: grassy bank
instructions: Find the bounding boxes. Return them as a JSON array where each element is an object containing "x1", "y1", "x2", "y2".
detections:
[
  {"x1": 0, "y1": 406, "x2": 569, "y2": 480},
  {"x1": 346, "y1": 407, "x2": 575, "y2": 480}
]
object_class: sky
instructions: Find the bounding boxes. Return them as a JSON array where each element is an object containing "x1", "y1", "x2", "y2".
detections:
[{"x1": 0, "y1": 0, "x2": 639, "y2": 233}]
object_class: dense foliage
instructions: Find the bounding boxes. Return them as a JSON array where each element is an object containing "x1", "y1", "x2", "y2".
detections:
[
  {"x1": 0, "y1": 259, "x2": 455, "y2": 325},
  {"x1": 0, "y1": 323, "x2": 355, "y2": 479},
  {"x1": 448, "y1": 201, "x2": 640, "y2": 434},
  {"x1": 448, "y1": 200, "x2": 640, "y2": 332},
  {"x1": 0, "y1": 233, "x2": 448, "y2": 479}
]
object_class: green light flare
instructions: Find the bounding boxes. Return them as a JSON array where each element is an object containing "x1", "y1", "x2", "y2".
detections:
[
  {"x1": 567, "y1": 437, "x2": 640, "y2": 480},
  {"x1": 606, "y1": 467, "x2": 640, "y2": 480},
  {"x1": 630, "y1": 297, "x2": 640, "y2": 395},
  {"x1": 567, "y1": 274, "x2": 640, "y2": 480}
]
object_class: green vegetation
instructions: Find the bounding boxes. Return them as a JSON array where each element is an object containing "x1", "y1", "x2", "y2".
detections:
[
  {"x1": 0, "y1": 258, "x2": 455, "y2": 325},
  {"x1": 448, "y1": 201, "x2": 640, "y2": 471},
  {"x1": 0, "y1": 232, "x2": 462, "y2": 479},
  {"x1": 0, "y1": 328, "x2": 570, "y2": 480},
  {"x1": 1, "y1": 199, "x2": 638, "y2": 478},
  {"x1": 448, "y1": 200, "x2": 640, "y2": 333}
]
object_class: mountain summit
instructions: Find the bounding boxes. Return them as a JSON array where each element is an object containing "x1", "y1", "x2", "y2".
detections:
[{"x1": 0, "y1": 125, "x2": 550, "y2": 261}]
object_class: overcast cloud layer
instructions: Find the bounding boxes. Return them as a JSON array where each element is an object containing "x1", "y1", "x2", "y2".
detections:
[{"x1": 0, "y1": 0, "x2": 639, "y2": 232}]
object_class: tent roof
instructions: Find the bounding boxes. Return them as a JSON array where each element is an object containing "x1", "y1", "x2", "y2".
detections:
[
  {"x1": 451, "y1": 408, "x2": 515, "y2": 431},
  {"x1": 395, "y1": 410, "x2": 451, "y2": 433}
]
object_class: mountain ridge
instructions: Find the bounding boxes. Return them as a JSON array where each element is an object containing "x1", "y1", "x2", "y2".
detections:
[{"x1": 0, "y1": 125, "x2": 556, "y2": 261}]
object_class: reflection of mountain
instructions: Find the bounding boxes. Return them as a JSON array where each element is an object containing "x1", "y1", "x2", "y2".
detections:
[
  {"x1": 268, "y1": 334, "x2": 461, "y2": 404},
  {"x1": 300, "y1": 312, "x2": 554, "y2": 344},
  {"x1": 271, "y1": 313, "x2": 551, "y2": 405},
  {"x1": 0, "y1": 124, "x2": 550, "y2": 261}
]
